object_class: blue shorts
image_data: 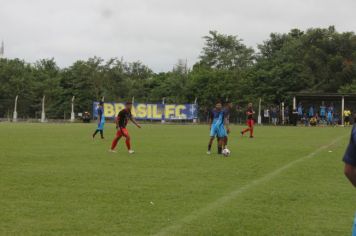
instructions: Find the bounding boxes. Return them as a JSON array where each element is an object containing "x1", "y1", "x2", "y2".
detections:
[
  {"x1": 210, "y1": 124, "x2": 227, "y2": 138},
  {"x1": 97, "y1": 122, "x2": 105, "y2": 130}
]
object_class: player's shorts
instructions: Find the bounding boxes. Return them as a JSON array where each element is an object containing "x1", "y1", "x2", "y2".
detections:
[
  {"x1": 247, "y1": 119, "x2": 254, "y2": 128},
  {"x1": 97, "y1": 121, "x2": 105, "y2": 130},
  {"x1": 345, "y1": 116, "x2": 350, "y2": 122},
  {"x1": 210, "y1": 124, "x2": 227, "y2": 138},
  {"x1": 116, "y1": 127, "x2": 129, "y2": 138}
]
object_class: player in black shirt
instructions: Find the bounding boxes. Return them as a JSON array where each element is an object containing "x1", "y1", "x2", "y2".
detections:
[{"x1": 110, "y1": 102, "x2": 141, "y2": 154}]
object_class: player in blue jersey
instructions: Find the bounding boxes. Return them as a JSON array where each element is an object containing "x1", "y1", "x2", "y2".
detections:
[
  {"x1": 207, "y1": 101, "x2": 228, "y2": 155},
  {"x1": 92, "y1": 101, "x2": 105, "y2": 139},
  {"x1": 343, "y1": 116, "x2": 356, "y2": 235},
  {"x1": 215, "y1": 102, "x2": 231, "y2": 150},
  {"x1": 222, "y1": 101, "x2": 232, "y2": 149}
]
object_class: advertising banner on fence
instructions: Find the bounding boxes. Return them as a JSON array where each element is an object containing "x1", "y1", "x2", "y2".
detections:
[{"x1": 93, "y1": 102, "x2": 198, "y2": 120}]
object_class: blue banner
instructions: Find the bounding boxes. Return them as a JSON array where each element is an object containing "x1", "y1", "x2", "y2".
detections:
[{"x1": 93, "y1": 102, "x2": 198, "y2": 120}]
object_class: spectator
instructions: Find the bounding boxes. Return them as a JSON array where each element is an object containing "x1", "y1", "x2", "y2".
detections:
[
  {"x1": 310, "y1": 116, "x2": 317, "y2": 126},
  {"x1": 327, "y1": 106, "x2": 333, "y2": 125},
  {"x1": 284, "y1": 106, "x2": 290, "y2": 124},
  {"x1": 297, "y1": 103, "x2": 303, "y2": 122},
  {"x1": 320, "y1": 102, "x2": 326, "y2": 123},
  {"x1": 302, "y1": 113, "x2": 309, "y2": 126},
  {"x1": 308, "y1": 105, "x2": 314, "y2": 118},
  {"x1": 271, "y1": 107, "x2": 277, "y2": 126}
]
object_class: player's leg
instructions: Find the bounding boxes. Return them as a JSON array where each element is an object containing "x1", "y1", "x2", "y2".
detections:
[
  {"x1": 98, "y1": 122, "x2": 105, "y2": 139},
  {"x1": 241, "y1": 120, "x2": 251, "y2": 136},
  {"x1": 110, "y1": 130, "x2": 123, "y2": 151},
  {"x1": 208, "y1": 125, "x2": 217, "y2": 154},
  {"x1": 219, "y1": 126, "x2": 228, "y2": 149},
  {"x1": 217, "y1": 138, "x2": 223, "y2": 154},
  {"x1": 249, "y1": 119, "x2": 254, "y2": 138},
  {"x1": 92, "y1": 129, "x2": 99, "y2": 138},
  {"x1": 217, "y1": 126, "x2": 227, "y2": 154},
  {"x1": 121, "y1": 128, "x2": 134, "y2": 153},
  {"x1": 207, "y1": 136, "x2": 214, "y2": 154},
  {"x1": 224, "y1": 136, "x2": 228, "y2": 149}
]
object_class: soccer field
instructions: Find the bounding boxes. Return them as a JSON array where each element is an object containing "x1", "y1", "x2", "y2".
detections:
[{"x1": 0, "y1": 123, "x2": 354, "y2": 235}]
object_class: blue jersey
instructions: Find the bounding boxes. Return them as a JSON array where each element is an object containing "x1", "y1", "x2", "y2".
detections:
[
  {"x1": 210, "y1": 109, "x2": 227, "y2": 138},
  {"x1": 97, "y1": 106, "x2": 105, "y2": 130},
  {"x1": 309, "y1": 107, "x2": 314, "y2": 117},
  {"x1": 343, "y1": 125, "x2": 356, "y2": 166},
  {"x1": 297, "y1": 106, "x2": 303, "y2": 116},
  {"x1": 320, "y1": 106, "x2": 326, "y2": 116},
  {"x1": 210, "y1": 109, "x2": 226, "y2": 126},
  {"x1": 97, "y1": 107, "x2": 105, "y2": 123}
]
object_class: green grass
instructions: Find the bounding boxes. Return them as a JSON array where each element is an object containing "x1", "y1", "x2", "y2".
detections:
[{"x1": 0, "y1": 123, "x2": 354, "y2": 235}]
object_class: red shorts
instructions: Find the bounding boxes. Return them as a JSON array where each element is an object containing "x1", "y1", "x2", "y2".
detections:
[
  {"x1": 116, "y1": 127, "x2": 129, "y2": 138},
  {"x1": 247, "y1": 119, "x2": 254, "y2": 128}
]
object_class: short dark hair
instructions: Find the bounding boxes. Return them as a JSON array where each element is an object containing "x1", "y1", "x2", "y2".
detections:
[
  {"x1": 126, "y1": 102, "x2": 132, "y2": 105},
  {"x1": 99, "y1": 101, "x2": 104, "y2": 106}
]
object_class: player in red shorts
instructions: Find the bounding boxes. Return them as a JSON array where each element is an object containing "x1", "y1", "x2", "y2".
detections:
[
  {"x1": 241, "y1": 103, "x2": 255, "y2": 138},
  {"x1": 110, "y1": 102, "x2": 141, "y2": 154}
]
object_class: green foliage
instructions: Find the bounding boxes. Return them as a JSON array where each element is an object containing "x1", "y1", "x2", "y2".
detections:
[{"x1": 0, "y1": 26, "x2": 356, "y2": 118}]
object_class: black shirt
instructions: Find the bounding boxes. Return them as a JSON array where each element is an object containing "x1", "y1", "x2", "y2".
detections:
[
  {"x1": 247, "y1": 108, "x2": 254, "y2": 120},
  {"x1": 117, "y1": 109, "x2": 132, "y2": 128}
]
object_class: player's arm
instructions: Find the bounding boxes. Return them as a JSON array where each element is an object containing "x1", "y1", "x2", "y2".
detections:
[
  {"x1": 130, "y1": 116, "x2": 141, "y2": 128},
  {"x1": 345, "y1": 164, "x2": 356, "y2": 187}
]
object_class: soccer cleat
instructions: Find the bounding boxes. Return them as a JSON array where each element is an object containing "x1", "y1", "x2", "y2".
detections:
[
  {"x1": 109, "y1": 149, "x2": 117, "y2": 153},
  {"x1": 207, "y1": 151, "x2": 211, "y2": 155},
  {"x1": 240, "y1": 131, "x2": 244, "y2": 136},
  {"x1": 128, "y1": 150, "x2": 135, "y2": 154},
  {"x1": 249, "y1": 136, "x2": 254, "y2": 138}
]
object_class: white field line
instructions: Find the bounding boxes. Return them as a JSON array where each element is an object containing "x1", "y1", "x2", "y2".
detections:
[{"x1": 153, "y1": 135, "x2": 346, "y2": 236}]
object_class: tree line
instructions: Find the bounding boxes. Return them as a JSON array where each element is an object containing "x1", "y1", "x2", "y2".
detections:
[{"x1": 0, "y1": 26, "x2": 355, "y2": 119}]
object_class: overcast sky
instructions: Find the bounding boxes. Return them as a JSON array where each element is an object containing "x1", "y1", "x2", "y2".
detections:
[{"x1": 0, "y1": 0, "x2": 355, "y2": 72}]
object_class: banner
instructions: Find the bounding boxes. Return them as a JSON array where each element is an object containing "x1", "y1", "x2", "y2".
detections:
[{"x1": 93, "y1": 102, "x2": 198, "y2": 120}]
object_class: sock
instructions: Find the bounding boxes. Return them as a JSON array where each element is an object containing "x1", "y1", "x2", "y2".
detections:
[
  {"x1": 224, "y1": 137, "x2": 228, "y2": 148},
  {"x1": 111, "y1": 137, "x2": 120, "y2": 150},
  {"x1": 208, "y1": 144, "x2": 212, "y2": 151},
  {"x1": 218, "y1": 146, "x2": 222, "y2": 154},
  {"x1": 125, "y1": 138, "x2": 131, "y2": 150},
  {"x1": 242, "y1": 128, "x2": 249, "y2": 134},
  {"x1": 100, "y1": 130, "x2": 104, "y2": 139},
  {"x1": 250, "y1": 128, "x2": 254, "y2": 137},
  {"x1": 92, "y1": 130, "x2": 99, "y2": 138}
]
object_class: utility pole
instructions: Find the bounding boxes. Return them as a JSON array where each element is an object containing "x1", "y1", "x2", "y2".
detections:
[{"x1": 0, "y1": 41, "x2": 4, "y2": 58}]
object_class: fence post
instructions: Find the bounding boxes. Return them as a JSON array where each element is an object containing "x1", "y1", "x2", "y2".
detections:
[
  {"x1": 13, "y1": 95, "x2": 18, "y2": 122},
  {"x1": 70, "y1": 96, "x2": 75, "y2": 122},
  {"x1": 161, "y1": 97, "x2": 165, "y2": 124},
  {"x1": 41, "y1": 95, "x2": 46, "y2": 123},
  {"x1": 258, "y1": 98, "x2": 262, "y2": 125}
]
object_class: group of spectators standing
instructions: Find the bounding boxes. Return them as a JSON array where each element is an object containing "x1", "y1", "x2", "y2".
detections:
[{"x1": 296, "y1": 102, "x2": 352, "y2": 126}]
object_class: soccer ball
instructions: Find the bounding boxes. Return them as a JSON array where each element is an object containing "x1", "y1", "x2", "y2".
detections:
[{"x1": 222, "y1": 148, "x2": 231, "y2": 157}]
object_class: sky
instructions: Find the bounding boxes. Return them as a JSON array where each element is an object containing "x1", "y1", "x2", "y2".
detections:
[{"x1": 0, "y1": 0, "x2": 355, "y2": 72}]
